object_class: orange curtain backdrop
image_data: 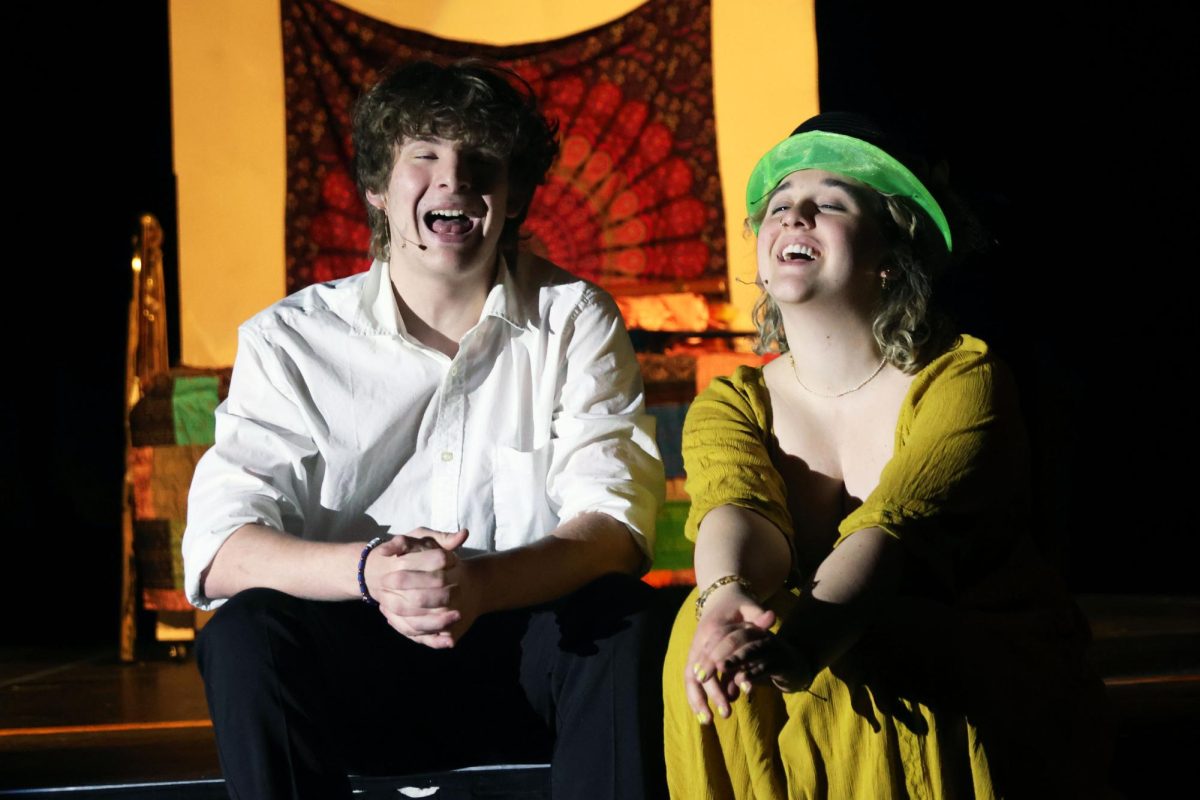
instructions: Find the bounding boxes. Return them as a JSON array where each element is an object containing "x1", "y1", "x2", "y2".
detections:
[{"x1": 282, "y1": 0, "x2": 726, "y2": 296}]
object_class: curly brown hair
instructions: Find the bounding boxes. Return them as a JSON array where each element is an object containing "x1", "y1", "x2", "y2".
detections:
[{"x1": 352, "y1": 60, "x2": 560, "y2": 259}]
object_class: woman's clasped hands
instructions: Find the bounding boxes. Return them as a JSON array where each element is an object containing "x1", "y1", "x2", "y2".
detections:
[{"x1": 685, "y1": 582, "x2": 814, "y2": 724}]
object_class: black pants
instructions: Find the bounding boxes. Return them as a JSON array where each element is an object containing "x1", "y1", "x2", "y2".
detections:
[{"x1": 197, "y1": 573, "x2": 669, "y2": 799}]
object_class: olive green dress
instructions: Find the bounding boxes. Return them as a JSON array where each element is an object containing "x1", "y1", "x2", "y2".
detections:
[{"x1": 663, "y1": 336, "x2": 1112, "y2": 799}]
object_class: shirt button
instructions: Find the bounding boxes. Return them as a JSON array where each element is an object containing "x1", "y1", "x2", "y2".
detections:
[
  {"x1": 450, "y1": 365, "x2": 459, "y2": 376},
  {"x1": 441, "y1": 451, "x2": 454, "y2": 462}
]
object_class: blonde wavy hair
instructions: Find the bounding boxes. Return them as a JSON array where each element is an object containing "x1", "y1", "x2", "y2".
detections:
[{"x1": 750, "y1": 192, "x2": 950, "y2": 373}]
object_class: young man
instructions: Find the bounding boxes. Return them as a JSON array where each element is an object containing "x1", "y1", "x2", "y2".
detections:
[{"x1": 184, "y1": 61, "x2": 665, "y2": 799}]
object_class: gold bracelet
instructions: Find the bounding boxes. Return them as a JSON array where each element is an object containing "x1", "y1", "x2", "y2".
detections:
[{"x1": 695, "y1": 574, "x2": 755, "y2": 620}]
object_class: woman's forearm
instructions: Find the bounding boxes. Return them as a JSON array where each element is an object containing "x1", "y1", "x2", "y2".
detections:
[
  {"x1": 781, "y1": 526, "x2": 903, "y2": 671},
  {"x1": 689, "y1": 514, "x2": 904, "y2": 695},
  {"x1": 693, "y1": 505, "x2": 793, "y2": 600}
]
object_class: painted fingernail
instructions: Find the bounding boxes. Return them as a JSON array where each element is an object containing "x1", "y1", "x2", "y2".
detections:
[
  {"x1": 696, "y1": 711, "x2": 711, "y2": 725},
  {"x1": 718, "y1": 705, "x2": 730, "y2": 719},
  {"x1": 739, "y1": 681, "x2": 753, "y2": 695},
  {"x1": 691, "y1": 662, "x2": 701, "y2": 677},
  {"x1": 696, "y1": 667, "x2": 708, "y2": 682}
]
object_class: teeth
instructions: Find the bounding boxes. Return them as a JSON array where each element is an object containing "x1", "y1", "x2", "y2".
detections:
[
  {"x1": 782, "y1": 244, "x2": 815, "y2": 259},
  {"x1": 429, "y1": 208, "x2": 468, "y2": 218}
]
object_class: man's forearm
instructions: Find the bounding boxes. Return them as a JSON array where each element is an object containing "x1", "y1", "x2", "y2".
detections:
[
  {"x1": 466, "y1": 512, "x2": 645, "y2": 615},
  {"x1": 201, "y1": 523, "x2": 363, "y2": 603},
  {"x1": 203, "y1": 513, "x2": 644, "y2": 614}
]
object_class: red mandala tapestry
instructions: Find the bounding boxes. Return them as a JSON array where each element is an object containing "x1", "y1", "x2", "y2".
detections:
[{"x1": 282, "y1": 0, "x2": 726, "y2": 298}]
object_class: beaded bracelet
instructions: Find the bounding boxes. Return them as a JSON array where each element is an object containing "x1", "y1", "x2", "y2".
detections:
[
  {"x1": 695, "y1": 574, "x2": 755, "y2": 620},
  {"x1": 357, "y1": 536, "x2": 386, "y2": 605}
]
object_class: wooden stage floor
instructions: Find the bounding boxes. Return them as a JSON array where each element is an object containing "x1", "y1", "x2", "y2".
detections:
[{"x1": 2, "y1": 595, "x2": 1197, "y2": 798}]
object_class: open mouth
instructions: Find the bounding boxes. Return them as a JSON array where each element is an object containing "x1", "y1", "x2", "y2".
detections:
[
  {"x1": 424, "y1": 208, "x2": 476, "y2": 236},
  {"x1": 780, "y1": 243, "x2": 816, "y2": 262}
]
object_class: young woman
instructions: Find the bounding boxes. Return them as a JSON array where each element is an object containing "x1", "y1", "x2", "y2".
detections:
[{"x1": 663, "y1": 114, "x2": 1112, "y2": 798}]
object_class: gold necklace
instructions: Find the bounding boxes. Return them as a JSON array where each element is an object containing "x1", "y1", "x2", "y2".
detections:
[{"x1": 787, "y1": 351, "x2": 887, "y2": 398}]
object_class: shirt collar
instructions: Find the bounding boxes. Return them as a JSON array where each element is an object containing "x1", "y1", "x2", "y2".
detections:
[
  {"x1": 350, "y1": 255, "x2": 533, "y2": 337},
  {"x1": 483, "y1": 253, "x2": 534, "y2": 331}
]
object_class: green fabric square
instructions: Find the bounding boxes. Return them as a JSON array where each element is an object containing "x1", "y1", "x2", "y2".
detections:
[
  {"x1": 653, "y1": 500, "x2": 694, "y2": 571},
  {"x1": 172, "y1": 375, "x2": 219, "y2": 445}
]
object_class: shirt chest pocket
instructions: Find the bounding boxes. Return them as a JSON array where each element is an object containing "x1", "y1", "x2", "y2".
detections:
[{"x1": 492, "y1": 441, "x2": 559, "y2": 550}]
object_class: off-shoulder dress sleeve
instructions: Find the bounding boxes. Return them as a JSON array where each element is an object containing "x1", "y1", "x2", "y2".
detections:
[
  {"x1": 837, "y1": 336, "x2": 1031, "y2": 589},
  {"x1": 681, "y1": 365, "x2": 795, "y2": 542}
]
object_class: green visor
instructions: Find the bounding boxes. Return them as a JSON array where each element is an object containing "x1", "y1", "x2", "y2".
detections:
[{"x1": 745, "y1": 130, "x2": 952, "y2": 251}]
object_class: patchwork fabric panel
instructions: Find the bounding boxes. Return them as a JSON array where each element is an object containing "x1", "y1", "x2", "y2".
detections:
[
  {"x1": 129, "y1": 370, "x2": 228, "y2": 611},
  {"x1": 647, "y1": 403, "x2": 689, "y2": 479}
]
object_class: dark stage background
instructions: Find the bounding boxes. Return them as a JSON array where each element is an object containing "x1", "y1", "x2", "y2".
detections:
[{"x1": 5, "y1": 1, "x2": 1194, "y2": 645}]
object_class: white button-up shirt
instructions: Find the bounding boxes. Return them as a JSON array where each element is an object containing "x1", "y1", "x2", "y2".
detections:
[{"x1": 183, "y1": 256, "x2": 664, "y2": 609}]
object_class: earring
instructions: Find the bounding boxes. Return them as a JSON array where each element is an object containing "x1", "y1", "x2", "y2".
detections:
[{"x1": 880, "y1": 269, "x2": 891, "y2": 292}]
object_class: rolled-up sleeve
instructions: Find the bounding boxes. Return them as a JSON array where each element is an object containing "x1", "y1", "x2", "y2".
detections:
[
  {"x1": 182, "y1": 326, "x2": 318, "y2": 610},
  {"x1": 547, "y1": 290, "x2": 664, "y2": 561}
]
